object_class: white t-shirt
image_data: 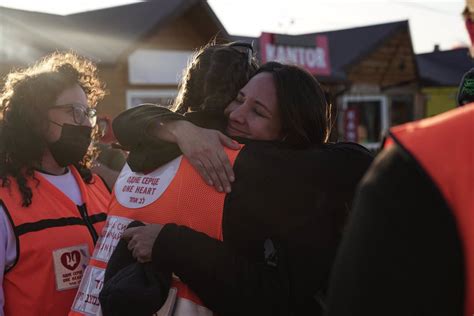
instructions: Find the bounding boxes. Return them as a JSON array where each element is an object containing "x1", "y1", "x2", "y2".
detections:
[{"x1": 0, "y1": 169, "x2": 83, "y2": 315}]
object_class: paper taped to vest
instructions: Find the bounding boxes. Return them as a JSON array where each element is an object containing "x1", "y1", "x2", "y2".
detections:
[
  {"x1": 52, "y1": 244, "x2": 90, "y2": 291},
  {"x1": 114, "y1": 157, "x2": 182, "y2": 209}
]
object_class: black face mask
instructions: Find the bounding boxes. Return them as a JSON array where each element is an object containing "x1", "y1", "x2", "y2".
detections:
[{"x1": 49, "y1": 123, "x2": 93, "y2": 167}]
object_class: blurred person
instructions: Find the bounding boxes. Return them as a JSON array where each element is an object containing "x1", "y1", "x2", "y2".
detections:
[
  {"x1": 326, "y1": 104, "x2": 473, "y2": 315},
  {"x1": 457, "y1": 67, "x2": 474, "y2": 106},
  {"x1": 0, "y1": 52, "x2": 110, "y2": 316}
]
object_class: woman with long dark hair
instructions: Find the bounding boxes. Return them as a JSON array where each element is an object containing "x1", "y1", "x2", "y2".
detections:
[{"x1": 116, "y1": 61, "x2": 371, "y2": 316}]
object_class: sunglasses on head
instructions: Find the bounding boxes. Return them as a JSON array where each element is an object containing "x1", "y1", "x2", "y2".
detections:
[{"x1": 227, "y1": 42, "x2": 254, "y2": 66}]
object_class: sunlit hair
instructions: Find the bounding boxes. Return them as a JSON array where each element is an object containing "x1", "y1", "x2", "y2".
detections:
[
  {"x1": 172, "y1": 40, "x2": 258, "y2": 119},
  {"x1": 256, "y1": 62, "x2": 332, "y2": 147},
  {"x1": 0, "y1": 51, "x2": 106, "y2": 206}
]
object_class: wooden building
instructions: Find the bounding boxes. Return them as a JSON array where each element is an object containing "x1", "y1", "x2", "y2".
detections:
[
  {"x1": 1, "y1": 3, "x2": 454, "y2": 149},
  {"x1": 236, "y1": 21, "x2": 421, "y2": 149},
  {"x1": 0, "y1": 0, "x2": 229, "y2": 117}
]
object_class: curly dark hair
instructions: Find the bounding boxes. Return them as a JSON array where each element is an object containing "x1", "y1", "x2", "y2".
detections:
[
  {"x1": 172, "y1": 41, "x2": 258, "y2": 116},
  {"x1": 0, "y1": 51, "x2": 106, "y2": 206}
]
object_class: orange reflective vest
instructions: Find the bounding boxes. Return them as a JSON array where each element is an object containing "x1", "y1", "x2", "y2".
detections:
[
  {"x1": 2, "y1": 166, "x2": 109, "y2": 316},
  {"x1": 72, "y1": 148, "x2": 241, "y2": 315},
  {"x1": 386, "y1": 104, "x2": 474, "y2": 316}
]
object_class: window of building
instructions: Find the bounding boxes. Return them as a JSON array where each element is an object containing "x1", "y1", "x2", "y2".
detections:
[
  {"x1": 340, "y1": 95, "x2": 389, "y2": 150},
  {"x1": 126, "y1": 90, "x2": 177, "y2": 109}
]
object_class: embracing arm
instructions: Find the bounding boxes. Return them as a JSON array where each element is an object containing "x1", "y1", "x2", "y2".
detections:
[
  {"x1": 112, "y1": 104, "x2": 238, "y2": 191},
  {"x1": 112, "y1": 104, "x2": 185, "y2": 150},
  {"x1": 152, "y1": 224, "x2": 290, "y2": 316}
]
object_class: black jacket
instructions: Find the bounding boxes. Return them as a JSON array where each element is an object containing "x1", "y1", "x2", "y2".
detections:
[
  {"x1": 112, "y1": 104, "x2": 374, "y2": 315},
  {"x1": 326, "y1": 145, "x2": 464, "y2": 315}
]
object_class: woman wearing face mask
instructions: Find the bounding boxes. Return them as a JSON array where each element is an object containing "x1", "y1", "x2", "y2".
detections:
[
  {"x1": 98, "y1": 55, "x2": 373, "y2": 315},
  {"x1": 0, "y1": 52, "x2": 110, "y2": 316}
]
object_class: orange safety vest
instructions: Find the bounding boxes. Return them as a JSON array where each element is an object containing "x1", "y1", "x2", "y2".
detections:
[
  {"x1": 386, "y1": 104, "x2": 474, "y2": 316},
  {"x1": 71, "y1": 148, "x2": 241, "y2": 315},
  {"x1": 2, "y1": 166, "x2": 109, "y2": 316}
]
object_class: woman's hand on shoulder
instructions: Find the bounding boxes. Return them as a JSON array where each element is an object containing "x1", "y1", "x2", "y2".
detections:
[{"x1": 168, "y1": 121, "x2": 240, "y2": 193}]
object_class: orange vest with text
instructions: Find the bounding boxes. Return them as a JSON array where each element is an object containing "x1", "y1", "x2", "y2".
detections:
[
  {"x1": 71, "y1": 148, "x2": 241, "y2": 315},
  {"x1": 2, "y1": 167, "x2": 109, "y2": 316},
  {"x1": 386, "y1": 104, "x2": 474, "y2": 316}
]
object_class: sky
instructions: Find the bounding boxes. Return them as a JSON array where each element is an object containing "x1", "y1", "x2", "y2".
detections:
[{"x1": 0, "y1": 0, "x2": 468, "y2": 54}]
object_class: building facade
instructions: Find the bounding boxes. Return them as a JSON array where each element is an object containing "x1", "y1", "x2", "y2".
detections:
[{"x1": 1, "y1": 1, "x2": 471, "y2": 149}]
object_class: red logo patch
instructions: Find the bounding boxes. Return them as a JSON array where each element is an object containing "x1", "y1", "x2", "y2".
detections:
[{"x1": 60, "y1": 251, "x2": 81, "y2": 270}]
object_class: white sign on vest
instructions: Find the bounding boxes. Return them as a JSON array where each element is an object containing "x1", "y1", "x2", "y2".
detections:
[{"x1": 114, "y1": 156, "x2": 183, "y2": 208}]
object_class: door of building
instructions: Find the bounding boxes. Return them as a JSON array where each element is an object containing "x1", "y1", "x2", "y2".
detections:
[{"x1": 341, "y1": 95, "x2": 389, "y2": 151}]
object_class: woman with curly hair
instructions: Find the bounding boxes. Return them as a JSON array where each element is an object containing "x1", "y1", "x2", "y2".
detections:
[{"x1": 0, "y1": 52, "x2": 111, "y2": 315}]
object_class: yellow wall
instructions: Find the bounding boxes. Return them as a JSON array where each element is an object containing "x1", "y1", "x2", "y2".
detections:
[{"x1": 422, "y1": 87, "x2": 457, "y2": 117}]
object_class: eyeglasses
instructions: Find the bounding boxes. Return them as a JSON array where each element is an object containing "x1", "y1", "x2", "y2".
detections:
[
  {"x1": 228, "y1": 42, "x2": 254, "y2": 66},
  {"x1": 51, "y1": 103, "x2": 97, "y2": 125}
]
